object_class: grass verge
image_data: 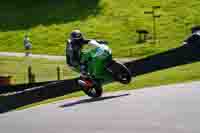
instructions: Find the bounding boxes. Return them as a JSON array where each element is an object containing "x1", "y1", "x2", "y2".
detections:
[{"x1": 0, "y1": 56, "x2": 78, "y2": 84}]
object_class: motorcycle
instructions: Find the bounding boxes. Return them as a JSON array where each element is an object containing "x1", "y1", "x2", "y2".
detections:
[{"x1": 75, "y1": 40, "x2": 132, "y2": 98}]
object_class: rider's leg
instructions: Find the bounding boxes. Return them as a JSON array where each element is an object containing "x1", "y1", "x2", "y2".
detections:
[
  {"x1": 80, "y1": 63, "x2": 88, "y2": 77},
  {"x1": 67, "y1": 49, "x2": 80, "y2": 68},
  {"x1": 78, "y1": 63, "x2": 94, "y2": 88}
]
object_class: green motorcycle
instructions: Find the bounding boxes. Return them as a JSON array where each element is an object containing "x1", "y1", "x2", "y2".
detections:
[{"x1": 76, "y1": 40, "x2": 132, "y2": 98}]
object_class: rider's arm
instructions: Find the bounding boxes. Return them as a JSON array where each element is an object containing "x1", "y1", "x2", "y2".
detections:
[{"x1": 82, "y1": 39, "x2": 91, "y2": 44}]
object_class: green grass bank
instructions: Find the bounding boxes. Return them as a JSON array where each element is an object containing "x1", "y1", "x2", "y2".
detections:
[{"x1": 0, "y1": 0, "x2": 200, "y2": 57}]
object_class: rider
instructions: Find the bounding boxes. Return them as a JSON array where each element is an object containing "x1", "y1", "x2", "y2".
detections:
[{"x1": 66, "y1": 30, "x2": 106, "y2": 77}]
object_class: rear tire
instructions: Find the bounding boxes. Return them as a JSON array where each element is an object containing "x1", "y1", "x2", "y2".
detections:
[
  {"x1": 80, "y1": 79, "x2": 103, "y2": 98},
  {"x1": 83, "y1": 86, "x2": 103, "y2": 98}
]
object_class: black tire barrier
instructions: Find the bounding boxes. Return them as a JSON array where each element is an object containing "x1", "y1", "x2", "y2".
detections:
[
  {"x1": 125, "y1": 44, "x2": 200, "y2": 76},
  {"x1": 0, "y1": 81, "x2": 55, "y2": 94},
  {"x1": 0, "y1": 79, "x2": 81, "y2": 113}
]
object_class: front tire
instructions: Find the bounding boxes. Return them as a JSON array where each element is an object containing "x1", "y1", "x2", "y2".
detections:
[
  {"x1": 114, "y1": 66, "x2": 131, "y2": 84},
  {"x1": 106, "y1": 60, "x2": 132, "y2": 84}
]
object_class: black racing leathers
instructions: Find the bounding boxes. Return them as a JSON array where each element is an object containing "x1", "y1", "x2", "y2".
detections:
[{"x1": 66, "y1": 38, "x2": 90, "y2": 67}]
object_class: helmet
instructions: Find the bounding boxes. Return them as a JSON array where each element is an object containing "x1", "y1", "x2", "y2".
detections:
[{"x1": 70, "y1": 30, "x2": 83, "y2": 40}]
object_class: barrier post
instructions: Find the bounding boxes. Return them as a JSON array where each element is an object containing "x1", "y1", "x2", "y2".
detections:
[
  {"x1": 28, "y1": 65, "x2": 33, "y2": 84},
  {"x1": 57, "y1": 66, "x2": 61, "y2": 80}
]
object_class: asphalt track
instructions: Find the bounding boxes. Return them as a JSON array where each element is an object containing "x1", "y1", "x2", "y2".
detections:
[{"x1": 0, "y1": 81, "x2": 200, "y2": 133}]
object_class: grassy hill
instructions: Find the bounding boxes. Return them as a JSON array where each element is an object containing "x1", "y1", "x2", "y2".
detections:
[{"x1": 0, "y1": 0, "x2": 200, "y2": 57}]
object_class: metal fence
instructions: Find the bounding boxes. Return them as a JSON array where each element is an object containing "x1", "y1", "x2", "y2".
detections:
[{"x1": 0, "y1": 57, "x2": 78, "y2": 85}]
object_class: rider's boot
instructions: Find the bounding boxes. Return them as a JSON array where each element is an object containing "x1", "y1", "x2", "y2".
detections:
[{"x1": 78, "y1": 62, "x2": 94, "y2": 89}]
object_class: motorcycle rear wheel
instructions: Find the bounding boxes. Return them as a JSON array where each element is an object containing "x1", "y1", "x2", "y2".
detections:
[{"x1": 80, "y1": 79, "x2": 103, "y2": 98}]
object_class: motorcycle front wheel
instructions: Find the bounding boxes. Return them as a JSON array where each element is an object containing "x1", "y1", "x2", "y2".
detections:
[
  {"x1": 106, "y1": 60, "x2": 132, "y2": 84},
  {"x1": 114, "y1": 67, "x2": 131, "y2": 84}
]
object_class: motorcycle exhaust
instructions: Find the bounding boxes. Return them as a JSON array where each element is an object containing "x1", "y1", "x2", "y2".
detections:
[
  {"x1": 78, "y1": 79, "x2": 93, "y2": 88},
  {"x1": 78, "y1": 80, "x2": 87, "y2": 87}
]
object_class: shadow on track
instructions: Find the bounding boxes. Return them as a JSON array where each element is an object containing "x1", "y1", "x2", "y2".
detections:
[{"x1": 60, "y1": 93, "x2": 130, "y2": 108}]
